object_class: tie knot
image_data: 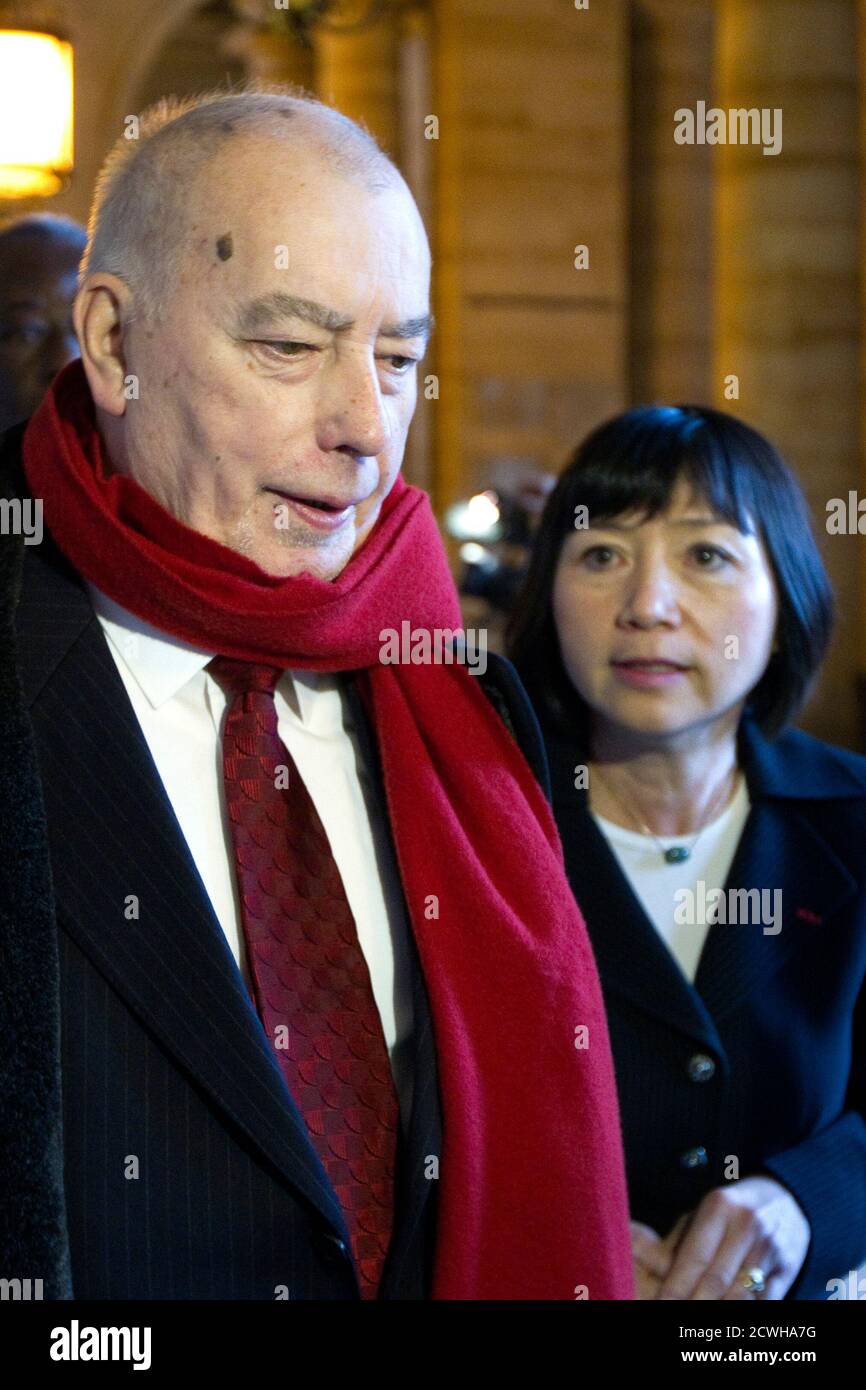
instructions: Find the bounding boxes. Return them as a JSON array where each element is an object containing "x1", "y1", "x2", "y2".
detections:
[{"x1": 208, "y1": 656, "x2": 281, "y2": 696}]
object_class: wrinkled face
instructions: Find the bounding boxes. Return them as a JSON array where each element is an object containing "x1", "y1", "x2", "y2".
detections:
[
  {"x1": 0, "y1": 236, "x2": 81, "y2": 432},
  {"x1": 552, "y1": 481, "x2": 779, "y2": 744},
  {"x1": 112, "y1": 138, "x2": 432, "y2": 579}
]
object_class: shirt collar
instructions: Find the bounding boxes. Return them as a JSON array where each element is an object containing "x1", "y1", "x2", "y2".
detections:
[
  {"x1": 87, "y1": 583, "x2": 213, "y2": 708},
  {"x1": 86, "y1": 583, "x2": 333, "y2": 726}
]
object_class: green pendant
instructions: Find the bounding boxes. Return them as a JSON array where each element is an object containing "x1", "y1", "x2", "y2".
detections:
[{"x1": 665, "y1": 846, "x2": 690, "y2": 864}]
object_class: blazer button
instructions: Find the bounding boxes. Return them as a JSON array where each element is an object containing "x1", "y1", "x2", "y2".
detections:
[
  {"x1": 680, "y1": 1145, "x2": 708, "y2": 1169},
  {"x1": 687, "y1": 1053, "x2": 716, "y2": 1083}
]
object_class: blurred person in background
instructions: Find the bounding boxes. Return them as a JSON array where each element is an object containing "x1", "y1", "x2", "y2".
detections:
[
  {"x1": 450, "y1": 466, "x2": 556, "y2": 652},
  {"x1": 458, "y1": 472, "x2": 556, "y2": 613},
  {"x1": 0, "y1": 213, "x2": 86, "y2": 433},
  {"x1": 509, "y1": 404, "x2": 866, "y2": 1301}
]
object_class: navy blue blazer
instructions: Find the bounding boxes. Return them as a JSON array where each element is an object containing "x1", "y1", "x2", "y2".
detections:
[
  {"x1": 542, "y1": 712, "x2": 866, "y2": 1299},
  {"x1": 0, "y1": 424, "x2": 549, "y2": 1301}
]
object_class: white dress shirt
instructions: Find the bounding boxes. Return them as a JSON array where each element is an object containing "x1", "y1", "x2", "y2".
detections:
[{"x1": 87, "y1": 583, "x2": 415, "y2": 1127}]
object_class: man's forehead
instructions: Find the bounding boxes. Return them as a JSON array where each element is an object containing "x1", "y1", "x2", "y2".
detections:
[
  {"x1": 194, "y1": 150, "x2": 427, "y2": 258},
  {"x1": 195, "y1": 140, "x2": 422, "y2": 228},
  {"x1": 188, "y1": 150, "x2": 430, "y2": 332}
]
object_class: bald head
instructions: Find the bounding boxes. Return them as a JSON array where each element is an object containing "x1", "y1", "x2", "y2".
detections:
[
  {"x1": 81, "y1": 88, "x2": 406, "y2": 324},
  {"x1": 74, "y1": 86, "x2": 431, "y2": 582}
]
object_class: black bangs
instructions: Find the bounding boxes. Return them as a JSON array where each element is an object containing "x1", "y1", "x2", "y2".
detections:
[{"x1": 560, "y1": 406, "x2": 753, "y2": 536}]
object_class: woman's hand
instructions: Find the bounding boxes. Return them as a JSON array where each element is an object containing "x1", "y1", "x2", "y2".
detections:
[
  {"x1": 631, "y1": 1216, "x2": 687, "y2": 1298},
  {"x1": 654, "y1": 1176, "x2": 811, "y2": 1300}
]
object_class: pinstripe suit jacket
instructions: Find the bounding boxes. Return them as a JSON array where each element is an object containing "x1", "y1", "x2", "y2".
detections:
[
  {"x1": 0, "y1": 423, "x2": 550, "y2": 1300},
  {"x1": 540, "y1": 710, "x2": 866, "y2": 1300}
]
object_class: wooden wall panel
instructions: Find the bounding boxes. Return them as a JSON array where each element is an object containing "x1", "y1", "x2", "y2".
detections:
[
  {"x1": 715, "y1": 0, "x2": 862, "y2": 746},
  {"x1": 431, "y1": 0, "x2": 628, "y2": 507},
  {"x1": 629, "y1": 0, "x2": 715, "y2": 405}
]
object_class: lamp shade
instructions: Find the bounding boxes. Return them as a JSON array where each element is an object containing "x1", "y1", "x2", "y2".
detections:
[{"x1": 0, "y1": 30, "x2": 74, "y2": 197}]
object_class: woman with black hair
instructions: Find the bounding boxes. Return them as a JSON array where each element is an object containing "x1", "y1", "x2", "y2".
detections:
[{"x1": 508, "y1": 404, "x2": 866, "y2": 1301}]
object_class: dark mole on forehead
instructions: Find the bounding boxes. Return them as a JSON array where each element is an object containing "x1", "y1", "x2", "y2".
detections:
[
  {"x1": 221, "y1": 121, "x2": 235, "y2": 133},
  {"x1": 216, "y1": 233, "x2": 233, "y2": 262}
]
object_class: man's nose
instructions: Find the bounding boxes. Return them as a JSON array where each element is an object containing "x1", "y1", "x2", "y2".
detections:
[
  {"x1": 317, "y1": 354, "x2": 389, "y2": 458},
  {"x1": 618, "y1": 559, "x2": 681, "y2": 627}
]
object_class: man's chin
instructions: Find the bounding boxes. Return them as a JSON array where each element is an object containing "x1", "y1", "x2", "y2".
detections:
[
  {"x1": 245, "y1": 536, "x2": 354, "y2": 582},
  {"x1": 217, "y1": 507, "x2": 363, "y2": 580}
]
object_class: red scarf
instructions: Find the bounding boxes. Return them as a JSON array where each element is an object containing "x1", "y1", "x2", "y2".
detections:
[{"x1": 24, "y1": 360, "x2": 634, "y2": 1301}]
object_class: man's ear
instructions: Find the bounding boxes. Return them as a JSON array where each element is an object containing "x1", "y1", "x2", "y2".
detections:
[{"x1": 73, "y1": 272, "x2": 134, "y2": 418}]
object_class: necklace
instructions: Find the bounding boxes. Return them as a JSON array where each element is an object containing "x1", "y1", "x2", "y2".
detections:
[{"x1": 591, "y1": 764, "x2": 738, "y2": 864}]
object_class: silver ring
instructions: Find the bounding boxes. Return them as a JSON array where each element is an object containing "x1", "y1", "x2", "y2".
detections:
[{"x1": 740, "y1": 1265, "x2": 766, "y2": 1295}]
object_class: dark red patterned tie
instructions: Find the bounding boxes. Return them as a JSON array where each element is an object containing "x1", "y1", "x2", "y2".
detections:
[{"x1": 208, "y1": 656, "x2": 399, "y2": 1299}]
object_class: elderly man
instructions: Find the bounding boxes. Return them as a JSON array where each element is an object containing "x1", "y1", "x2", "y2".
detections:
[
  {"x1": 0, "y1": 213, "x2": 86, "y2": 433},
  {"x1": 0, "y1": 90, "x2": 632, "y2": 1302}
]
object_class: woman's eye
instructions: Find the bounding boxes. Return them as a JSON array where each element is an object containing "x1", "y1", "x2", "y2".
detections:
[
  {"x1": 691, "y1": 543, "x2": 732, "y2": 569},
  {"x1": 582, "y1": 544, "x2": 618, "y2": 569}
]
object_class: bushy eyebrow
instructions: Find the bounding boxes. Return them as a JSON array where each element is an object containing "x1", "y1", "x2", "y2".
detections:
[
  {"x1": 232, "y1": 291, "x2": 434, "y2": 342},
  {"x1": 381, "y1": 313, "x2": 435, "y2": 339}
]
